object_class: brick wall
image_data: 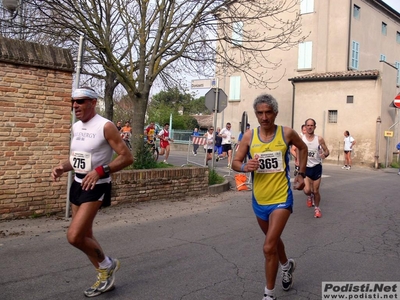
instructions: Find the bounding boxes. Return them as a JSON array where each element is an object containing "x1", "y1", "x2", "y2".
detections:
[
  {"x1": 110, "y1": 168, "x2": 208, "y2": 205},
  {"x1": 0, "y1": 37, "x2": 209, "y2": 220},
  {"x1": 0, "y1": 37, "x2": 75, "y2": 220}
]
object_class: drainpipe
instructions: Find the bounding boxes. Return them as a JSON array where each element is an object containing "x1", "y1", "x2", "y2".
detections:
[
  {"x1": 291, "y1": 81, "x2": 295, "y2": 128},
  {"x1": 375, "y1": 116, "x2": 381, "y2": 169},
  {"x1": 347, "y1": 0, "x2": 353, "y2": 70}
]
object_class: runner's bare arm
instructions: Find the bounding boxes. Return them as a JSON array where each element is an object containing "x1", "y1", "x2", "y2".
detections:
[
  {"x1": 318, "y1": 136, "x2": 330, "y2": 158},
  {"x1": 104, "y1": 121, "x2": 134, "y2": 173}
]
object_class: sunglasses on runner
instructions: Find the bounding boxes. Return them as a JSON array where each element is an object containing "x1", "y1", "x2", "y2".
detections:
[{"x1": 71, "y1": 98, "x2": 92, "y2": 105}]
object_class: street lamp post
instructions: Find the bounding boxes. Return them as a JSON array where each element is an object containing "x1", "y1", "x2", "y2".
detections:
[
  {"x1": 3, "y1": 0, "x2": 20, "y2": 17},
  {"x1": 2, "y1": 0, "x2": 24, "y2": 38}
]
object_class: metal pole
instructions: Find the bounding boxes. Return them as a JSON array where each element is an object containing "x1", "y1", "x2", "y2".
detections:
[
  {"x1": 65, "y1": 35, "x2": 85, "y2": 219},
  {"x1": 211, "y1": 79, "x2": 219, "y2": 169},
  {"x1": 169, "y1": 113, "x2": 173, "y2": 139},
  {"x1": 18, "y1": 0, "x2": 24, "y2": 40},
  {"x1": 374, "y1": 116, "x2": 381, "y2": 169}
]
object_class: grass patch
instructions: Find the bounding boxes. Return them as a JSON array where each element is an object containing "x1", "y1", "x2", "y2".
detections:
[{"x1": 209, "y1": 169, "x2": 225, "y2": 185}]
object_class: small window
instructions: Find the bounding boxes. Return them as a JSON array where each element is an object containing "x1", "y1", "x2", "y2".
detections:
[
  {"x1": 380, "y1": 54, "x2": 386, "y2": 61},
  {"x1": 382, "y1": 22, "x2": 387, "y2": 36},
  {"x1": 328, "y1": 110, "x2": 338, "y2": 123},
  {"x1": 347, "y1": 96, "x2": 354, "y2": 103},
  {"x1": 300, "y1": 0, "x2": 314, "y2": 14},
  {"x1": 395, "y1": 62, "x2": 400, "y2": 85},
  {"x1": 397, "y1": 31, "x2": 400, "y2": 44},
  {"x1": 351, "y1": 41, "x2": 360, "y2": 70},
  {"x1": 232, "y1": 21, "x2": 243, "y2": 46},
  {"x1": 229, "y1": 76, "x2": 241, "y2": 101},
  {"x1": 353, "y1": 5, "x2": 360, "y2": 19},
  {"x1": 298, "y1": 41, "x2": 313, "y2": 69}
]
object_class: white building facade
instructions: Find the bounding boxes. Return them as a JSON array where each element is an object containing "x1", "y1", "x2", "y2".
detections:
[{"x1": 215, "y1": 0, "x2": 400, "y2": 167}]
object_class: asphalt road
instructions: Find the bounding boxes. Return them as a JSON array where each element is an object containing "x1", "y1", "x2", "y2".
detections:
[{"x1": 1, "y1": 153, "x2": 399, "y2": 300}]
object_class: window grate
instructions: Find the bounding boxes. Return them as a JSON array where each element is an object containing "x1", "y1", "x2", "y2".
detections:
[{"x1": 328, "y1": 110, "x2": 338, "y2": 123}]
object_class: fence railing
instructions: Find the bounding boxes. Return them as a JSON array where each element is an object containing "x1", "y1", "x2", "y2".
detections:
[{"x1": 171, "y1": 130, "x2": 207, "y2": 144}]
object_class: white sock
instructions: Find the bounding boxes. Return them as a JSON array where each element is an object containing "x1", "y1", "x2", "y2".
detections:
[
  {"x1": 98, "y1": 256, "x2": 112, "y2": 269},
  {"x1": 281, "y1": 260, "x2": 290, "y2": 270},
  {"x1": 265, "y1": 287, "x2": 275, "y2": 297}
]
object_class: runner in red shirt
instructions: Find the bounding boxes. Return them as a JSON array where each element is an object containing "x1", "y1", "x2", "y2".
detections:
[{"x1": 157, "y1": 123, "x2": 174, "y2": 163}]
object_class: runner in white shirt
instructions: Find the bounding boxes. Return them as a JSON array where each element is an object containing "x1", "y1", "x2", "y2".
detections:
[
  {"x1": 216, "y1": 122, "x2": 235, "y2": 168},
  {"x1": 302, "y1": 118, "x2": 329, "y2": 218},
  {"x1": 51, "y1": 87, "x2": 133, "y2": 297}
]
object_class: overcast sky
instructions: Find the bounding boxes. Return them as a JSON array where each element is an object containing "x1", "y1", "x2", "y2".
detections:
[{"x1": 382, "y1": 0, "x2": 400, "y2": 12}]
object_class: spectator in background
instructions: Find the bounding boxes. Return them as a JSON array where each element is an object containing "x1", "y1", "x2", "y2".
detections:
[
  {"x1": 120, "y1": 121, "x2": 132, "y2": 148},
  {"x1": 342, "y1": 131, "x2": 356, "y2": 170},
  {"x1": 237, "y1": 123, "x2": 250, "y2": 153},
  {"x1": 192, "y1": 127, "x2": 200, "y2": 156},
  {"x1": 397, "y1": 141, "x2": 400, "y2": 175},
  {"x1": 215, "y1": 127, "x2": 223, "y2": 155},
  {"x1": 115, "y1": 121, "x2": 122, "y2": 132},
  {"x1": 120, "y1": 121, "x2": 132, "y2": 135},
  {"x1": 144, "y1": 122, "x2": 157, "y2": 145},
  {"x1": 238, "y1": 123, "x2": 250, "y2": 144}
]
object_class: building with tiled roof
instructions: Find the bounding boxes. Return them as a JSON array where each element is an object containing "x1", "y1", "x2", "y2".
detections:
[{"x1": 214, "y1": 0, "x2": 400, "y2": 167}]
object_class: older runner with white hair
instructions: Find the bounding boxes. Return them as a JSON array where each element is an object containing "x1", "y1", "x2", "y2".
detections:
[{"x1": 52, "y1": 87, "x2": 133, "y2": 297}]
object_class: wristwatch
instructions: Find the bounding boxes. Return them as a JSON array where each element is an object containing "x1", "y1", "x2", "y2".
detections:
[
  {"x1": 298, "y1": 172, "x2": 306, "y2": 178},
  {"x1": 103, "y1": 165, "x2": 110, "y2": 176}
]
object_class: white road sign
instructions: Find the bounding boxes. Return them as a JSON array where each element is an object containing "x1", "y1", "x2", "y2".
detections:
[{"x1": 191, "y1": 79, "x2": 216, "y2": 89}]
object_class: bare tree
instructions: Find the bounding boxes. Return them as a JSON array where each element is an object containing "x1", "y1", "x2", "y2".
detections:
[{"x1": 10, "y1": 0, "x2": 305, "y2": 149}]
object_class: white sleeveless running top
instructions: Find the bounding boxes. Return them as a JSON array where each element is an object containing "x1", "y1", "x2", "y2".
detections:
[
  {"x1": 302, "y1": 134, "x2": 322, "y2": 168},
  {"x1": 70, "y1": 114, "x2": 113, "y2": 184}
]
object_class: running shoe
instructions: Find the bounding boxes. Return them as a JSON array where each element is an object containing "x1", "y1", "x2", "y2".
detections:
[
  {"x1": 346, "y1": 166, "x2": 351, "y2": 170},
  {"x1": 306, "y1": 196, "x2": 312, "y2": 208},
  {"x1": 281, "y1": 258, "x2": 296, "y2": 291},
  {"x1": 216, "y1": 156, "x2": 220, "y2": 162},
  {"x1": 341, "y1": 165, "x2": 347, "y2": 169},
  {"x1": 163, "y1": 160, "x2": 168, "y2": 164},
  {"x1": 314, "y1": 207, "x2": 322, "y2": 218},
  {"x1": 398, "y1": 171, "x2": 400, "y2": 176},
  {"x1": 84, "y1": 257, "x2": 120, "y2": 297},
  {"x1": 262, "y1": 295, "x2": 277, "y2": 300},
  {"x1": 227, "y1": 164, "x2": 231, "y2": 169}
]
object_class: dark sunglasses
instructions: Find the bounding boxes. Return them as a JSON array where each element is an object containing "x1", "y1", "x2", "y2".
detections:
[{"x1": 71, "y1": 98, "x2": 91, "y2": 105}]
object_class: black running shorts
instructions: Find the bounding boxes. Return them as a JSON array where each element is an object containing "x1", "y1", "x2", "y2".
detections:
[
  {"x1": 222, "y1": 144, "x2": 232, "y2": 153},
  {"x1": 69, "y1": 180, "x2": 112, "y2": 207}
]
